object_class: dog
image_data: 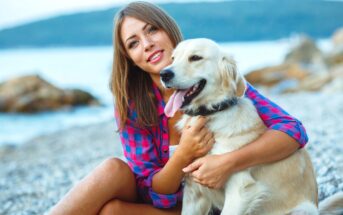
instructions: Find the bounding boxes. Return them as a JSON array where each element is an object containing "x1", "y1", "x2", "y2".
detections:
[{"x1": 160, "y1": 38, "x2": 342, "y2": 215}]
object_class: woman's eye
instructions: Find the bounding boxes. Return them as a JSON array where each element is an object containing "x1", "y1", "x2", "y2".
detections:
[
  {"x1": 128, "y1": 41, "x2": 138, "y2": 49},
  {"x1": 148, "y1": 25, "x2": 158, "y2": 34}
]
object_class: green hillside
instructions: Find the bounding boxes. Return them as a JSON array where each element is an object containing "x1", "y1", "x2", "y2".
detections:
[{"x1": 0, "y1": 0, "x2": 342, "y2": 48}]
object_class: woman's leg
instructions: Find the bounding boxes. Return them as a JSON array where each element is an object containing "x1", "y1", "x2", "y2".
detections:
[
  {"x1": 99, "y1": 199, "x2": 181, "y2": 215},
  {"x1": 49, "y1": 157, "x2": 182, "y2": 215},
  {"x1": 49, "y1": 158, "x2": 138, "y2": 215}
]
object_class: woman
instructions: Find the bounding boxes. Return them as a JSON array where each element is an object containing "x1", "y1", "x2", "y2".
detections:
[{"x1": 49, "y1": 1, "x2": 308, "y2": 214}]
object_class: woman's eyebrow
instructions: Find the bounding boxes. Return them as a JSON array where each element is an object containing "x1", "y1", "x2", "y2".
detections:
[{"x1": 125, "y1": 23, "x2": 150, "y2": 43}]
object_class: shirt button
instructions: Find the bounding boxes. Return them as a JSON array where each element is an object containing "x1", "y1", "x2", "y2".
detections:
[{"x1": 163, "y1": 147, "x2": 168, "y2": 153}]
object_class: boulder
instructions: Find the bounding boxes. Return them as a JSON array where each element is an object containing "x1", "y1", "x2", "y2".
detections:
[
  {"x1": 283, "y1": 65, "x2": 343, "y2": 93},
  {"x1": 325, "y1": 49, "x2": 343, "y2": 67},
  {"x1": 244, "y1": 63, "x2": 309, "y2": 87},
  {"x1": 322, "y1": 65, "x2": 343, "y2": 93},
  {"x1": 0, "y1": 75, "x2": 100, "y2": 113},
  {"x1": 284, "y1": 35, "x2": 327, "y2": 73},
  {"x1": 298, "y1": 73, "x2": 332, "y2": 92},
  {"x1": 332, "y1": 28, "x2": 343, "y2": 49}
]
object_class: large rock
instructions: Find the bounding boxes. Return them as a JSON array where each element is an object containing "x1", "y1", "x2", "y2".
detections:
[
  {"x1": 322, "y1": 28, "x2": 343, "y2": 68},
  {"x1": 297, "y1": 73, "x2": 332, "y2": 92},
  {"x1": 283, "y1": 65, "x2": 343, "y2": 93},
  {"x1": 325, "y1": 49, "x2": 343, "y2": 67},
  {"x1": 0, "y1": 75, "x2": 99, "y2": 113},
  {"x1": 244, "y1": 63, "x2": 309, "y2": 87},
  {"x1": 284, "y1": 35, "x2": 327, "y2": 73},
  {"x1": 323, "y1": 65, "x2": 343, "y2": 93},
  {"x1": 332, "y1": 28, "x2": 343, "y2": 50}
]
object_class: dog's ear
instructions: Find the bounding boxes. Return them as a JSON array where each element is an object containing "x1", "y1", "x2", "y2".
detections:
[
  {"x1": 235, "y1": 71, "x2": 246, "y2": 97},
  {"x1": 219, "y1": 53, "x2": 246, "y2": 97},
  {"x1": 218, "y1": 53, "x2": 236, "y2": 89}
]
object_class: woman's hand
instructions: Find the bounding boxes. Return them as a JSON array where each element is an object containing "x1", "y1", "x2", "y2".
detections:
[
  {"x1": 174, "y1": 116, "x2": 215, "y2": 164},
  {"x1": 182, "y1": 154, "x2": 234, "y2": 189}
]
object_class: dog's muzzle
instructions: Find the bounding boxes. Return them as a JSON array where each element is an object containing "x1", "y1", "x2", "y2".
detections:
[{"x1": 160, "y1": 69, "x2": 174, "y2": 84}]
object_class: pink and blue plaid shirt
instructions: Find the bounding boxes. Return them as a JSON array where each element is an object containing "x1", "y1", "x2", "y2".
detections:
[{"x1": 116, "y1": 82, "x2": 308, "y2": 208}]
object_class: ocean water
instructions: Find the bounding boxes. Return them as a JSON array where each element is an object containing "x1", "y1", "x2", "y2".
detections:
[{"x1": 0, "y1": 39, "x2": 331, "y2": 145}]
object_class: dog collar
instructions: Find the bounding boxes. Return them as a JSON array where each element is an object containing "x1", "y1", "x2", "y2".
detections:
[{"x1": 184, "y1": 97, "x2": 238, "y2": 116}]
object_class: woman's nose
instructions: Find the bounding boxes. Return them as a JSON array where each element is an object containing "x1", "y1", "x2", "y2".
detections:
[{"x1": 143, "y1": 36, "x2": 154, "y2": 51}]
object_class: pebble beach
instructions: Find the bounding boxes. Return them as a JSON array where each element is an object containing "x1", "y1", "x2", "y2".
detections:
[{"x1": 0, "y1": 90, "x2": 343, "y2": 214}]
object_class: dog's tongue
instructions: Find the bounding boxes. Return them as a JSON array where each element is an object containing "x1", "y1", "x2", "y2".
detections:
[{"x1": 164, "y1": 90, "x2": 187, "y2": 117}]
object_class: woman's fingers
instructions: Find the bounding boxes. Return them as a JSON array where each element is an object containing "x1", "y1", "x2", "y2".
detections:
[
  {"x1": 203, "y1": 129, "x2": 213, "y2": 143},
  {"x1": 190, "y1": 116, "x2": 208, "y2": 132}
]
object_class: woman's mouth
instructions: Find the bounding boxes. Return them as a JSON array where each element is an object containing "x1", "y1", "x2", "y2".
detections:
[{"x1": 148, "y1": 50, "x2": 164, "y2": 64}]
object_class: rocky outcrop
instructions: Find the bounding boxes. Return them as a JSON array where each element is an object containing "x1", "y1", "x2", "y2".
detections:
[
  {"x1": 332, "y1": 28, "x2": 343, "y2": 49},
  {"x1": 284, "y1": 35, "x2": 324, "y2": 68},
  {"x1": 245, "y1": 63, "x2": 309, "y2": 87},
  {"x1": 0, "y1": 75, "x2": 100, "y2": 113},
  {"x1": 245, "y1": 30, "x2": 343, "y2": 94}
]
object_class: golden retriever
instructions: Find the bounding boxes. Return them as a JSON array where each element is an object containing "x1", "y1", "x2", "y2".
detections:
[{"x1": 160, "y1": 38, "x2": 342, "y2": 215}]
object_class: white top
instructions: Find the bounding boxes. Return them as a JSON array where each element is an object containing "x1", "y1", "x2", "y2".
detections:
[{"x1": 169, "y1": 145, "x2": 178, "y2": 157}]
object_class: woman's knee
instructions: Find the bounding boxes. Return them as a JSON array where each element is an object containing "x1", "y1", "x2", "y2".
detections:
[
  {"x1": 99, "y1": 199, "x2": 123, "y2": 215},
  {"x1": 96, "y1": 158, "x2": 137, "y2": 200},
  {"x1": 98, "y1": 158, "x2": 131, "y2": 178}
]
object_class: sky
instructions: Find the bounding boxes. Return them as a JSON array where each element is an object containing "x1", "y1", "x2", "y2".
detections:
[
  {"x1": 0, "y1": 0, "x2": 220, "y2": 30},
  {"x1": 2, "y1": 0, "x2": 342, "y2": 30}
]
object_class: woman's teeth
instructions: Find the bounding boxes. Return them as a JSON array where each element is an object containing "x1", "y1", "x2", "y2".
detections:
[{"x1": 150, "y1": 52, "x2": 162, "y2": 63}]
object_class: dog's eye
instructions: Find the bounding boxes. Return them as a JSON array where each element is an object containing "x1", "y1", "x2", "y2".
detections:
[
  {"x1": 189, "y1": 55, "x2": 203, "y2": 62},
  {"x1": 171, "y1": 56, "x2": 174, "y2": 61}
]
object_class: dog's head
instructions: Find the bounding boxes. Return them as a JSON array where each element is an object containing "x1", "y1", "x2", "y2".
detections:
[{"x1": 161, "y1": 38, "x2": 246, "y2": 117}]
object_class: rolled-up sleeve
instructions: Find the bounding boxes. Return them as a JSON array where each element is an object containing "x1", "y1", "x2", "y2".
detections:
[
  {"x1": 115, "y1": 110, "x2": 182, "y2": 208},
  {"x1": 245, "y1": 83, "x2": 308, "y2": 147}
]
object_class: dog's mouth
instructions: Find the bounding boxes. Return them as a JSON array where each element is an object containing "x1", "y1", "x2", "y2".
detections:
[
  {"x1": 164, "y1": 79, "x2": 206, "y2": 117},
  {"x1": 182, "y1": 79, "x2": 207, "y2": 108}
]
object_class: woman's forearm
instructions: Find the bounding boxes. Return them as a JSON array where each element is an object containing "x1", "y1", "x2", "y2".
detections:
[
  {"x1": 151, "y1": 150, "x2": 191, "y2": 194},
  {"x1": 221, "y1": 129, "x2": 300, "y2": 174}
]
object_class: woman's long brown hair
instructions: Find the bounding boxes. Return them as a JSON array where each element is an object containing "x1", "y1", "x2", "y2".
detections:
[{"x1": 111, "y1": 1, "x2": 183, "y2": 129}]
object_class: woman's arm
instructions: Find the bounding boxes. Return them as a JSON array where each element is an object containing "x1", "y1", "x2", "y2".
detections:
[
  {"x1": 183, "y1": 83, "x2": 308, "y2": 188},
  {"x1": 226, "y1": 129, "x2": 299, "y2": 172},
  {"x1": 117, "y1": 112, "x2": 213, "y2": 208},
  {"x1": 183, "y1": 129, "x2": 299, "y2": 188},
  {"x1": 152, "y1": 116, "x2": 214, "y2": 194},
  {"x1": 116, "y1": 109, "x2": 182, "y2": 208},
  {"x1": 245, "y1": 83, "x2": 308, "y2": 147}
]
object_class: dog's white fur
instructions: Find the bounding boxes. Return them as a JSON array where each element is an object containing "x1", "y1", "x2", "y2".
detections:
[{"x1": 162, "y1": 38, "x2": 319, "y2": 215}]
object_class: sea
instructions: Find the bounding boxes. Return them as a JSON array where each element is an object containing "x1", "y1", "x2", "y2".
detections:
[{"x1": 0, "y1": 39, "x2": 331, "y2": 145}]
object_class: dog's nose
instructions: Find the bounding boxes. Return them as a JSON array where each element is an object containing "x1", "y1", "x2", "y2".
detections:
[{"x1": 160, "y1": 69, "x2": 174, "y2": 83}]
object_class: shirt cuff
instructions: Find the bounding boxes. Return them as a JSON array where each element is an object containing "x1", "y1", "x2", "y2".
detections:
[
  {"x1": 144, "y1": 169, "x2": 183, "y2": 208},
  {"x1": 149, "y1": 188, "x2": 182, "y2": 208},
  {"x1": 269, "y1": 120, "x2": 308, "y2": 148}
]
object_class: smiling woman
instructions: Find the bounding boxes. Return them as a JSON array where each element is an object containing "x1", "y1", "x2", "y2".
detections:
[
  {"x1": 120, "y1": 17, "x2": 174, "y2": 85},
  {"x1": 49, "y1": 1, "x2": 312, "y2": 215},
  {"x1": 112, "y1": 2, "x2": 183, "y2": 128}
]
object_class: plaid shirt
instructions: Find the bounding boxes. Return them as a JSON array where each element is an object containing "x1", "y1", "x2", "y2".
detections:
[{"x1": 116, "y1": 82, "x2": 308, "y2": 208}]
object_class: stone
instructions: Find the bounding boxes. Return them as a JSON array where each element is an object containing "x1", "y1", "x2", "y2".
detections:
[
  {"x1": 284, "y1": 35, "x2": 327, "y2": 74},
  {"x1": 332, "y1": 28, "x2": 343, "y2": 49},
  {"x1": 0, "y1": 75, "x2": 100, "y2": 113},
  {"x1": 244, "y1": 63, "x2": 309, "y2": 87}
]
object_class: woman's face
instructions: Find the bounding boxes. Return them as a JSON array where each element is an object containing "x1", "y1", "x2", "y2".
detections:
[{"x1": 120, "y1": 16, "x2": 174, "y2": 77}]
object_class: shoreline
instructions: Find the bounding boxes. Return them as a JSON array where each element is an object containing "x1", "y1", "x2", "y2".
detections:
[{"x1": 1, "y1": 91, "x2": 343, "y2": 214}]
